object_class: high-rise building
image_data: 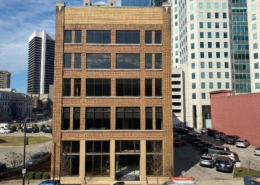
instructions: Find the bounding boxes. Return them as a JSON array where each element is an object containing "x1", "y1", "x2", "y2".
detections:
[
  {"x1": 52, "y1": 2, "x2": 173, "y2": 184},
  {"x1": 27, "y1": 30, "x2": 55, "y2": 94},
  {"x1": 171, "y1": 0, "x2": 260, "y2": 128},
  {"x1": 0, "y1": 70, "x2": 11, "y2": 88},
  {"x1": 121, "y1": 0, "x2": 168, "y2": 6}
]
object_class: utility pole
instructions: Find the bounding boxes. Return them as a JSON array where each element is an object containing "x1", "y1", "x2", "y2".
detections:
[{"x1": 22, "y1": 110, "x2": 30, "y2": 185}]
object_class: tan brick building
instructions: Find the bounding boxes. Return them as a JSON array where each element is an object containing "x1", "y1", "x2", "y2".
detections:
[
  {"x1": 52, "y1": 2, "x2": 173, "y2": 184},
  {"x1": 0, "y1": 70, "x2": 11, "y2": 89}
]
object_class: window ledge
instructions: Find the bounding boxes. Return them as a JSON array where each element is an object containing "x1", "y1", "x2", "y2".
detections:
[
  {"x1": 85, "y1": 69, "x2": 141, "y2": 70},
  {"x1": 63, "y1": 68, "x2": 82, "y2": 70},
  {"x1": 63, "y1": 96, "x2": 81, "y2": 98},
  {"x1": 145, "y1": 44, "x2": 162, "y2": 46},
  {"x1": 145, "y1": 96, "x2": 163, "y2": 99},
  {"x1": 86, "y1": 96, "x2": 141, "y2": 99},
  {"x1": 64, "y1": 43, "x2": 82, "y2": 45},
  {"x1": 86, "y1": 44, "x2": 141, "y2": 46}
]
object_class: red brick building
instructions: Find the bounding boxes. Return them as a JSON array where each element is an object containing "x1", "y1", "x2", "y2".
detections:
[{"x1": 210, "y1": 90, "x2": 260, "y2": 146}]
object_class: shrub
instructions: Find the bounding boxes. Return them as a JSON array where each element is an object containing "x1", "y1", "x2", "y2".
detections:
[
  {"x1": 40, "y1": 124, "x2": 46, "y2": 131},
  {"x1": 33, "y1": 126, "x2": 39, "y2": 132},
  {"x1": 34, "y1": 172, "x2": 43, "y2": 179},
  {"x1": 25, "y1": 172, "x2": 35, "y2": 179},
  {"x1": 42, "y1": 172, "x2": 50, "y2": 179},
  {"x1": 11, "y1": 126, "x2": 17, "y2": 132}
]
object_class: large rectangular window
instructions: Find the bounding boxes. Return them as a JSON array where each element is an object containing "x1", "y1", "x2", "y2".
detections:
[
  {"x1": 146, "y1": 107, "x2": 152, "y2": 130},
  {"x1": 116, "y1": 54, "x2": 140, "y2": 69},
  {"x1": 155, "y1": 31, "x2": 162, "y2": 44},
  {"x1": 86, "y1": 108, "x2": 110, "y2": 130},
  {"x1": 145, "y1": 79, "x2": 152, "y2": 96},
  {"x1": 116, "y1": 31, "x2": 140, "y2": 44},
  {"x1": 86, "y1": 141, "x2": 110, "y2": 176},
  {"x1": 116, "y1": 141, "x2": 140, "y2": 153},
  {"x1": 74, "y1": 54, "x2": 81, "y2": 69},
  {"x1": 75, "y1": 30, "x2": 82, "y2": 43},
  {"x1": 61, "y1": 141, "x2": 79, "y2": 176},
  {"x1": 146, "y1": 141, "x2": 163, "y2": 176},
  {"x1": 155, "y1": 54, "x2": 162, "y2": 69},
  {"x1": 87, "y1": 30, "x2": 111, "y2": 44},
  {"x1": 145, "y1": 31, "x2": 152, "y2": 44},
  {"x1": 145, "y1": 54, "x2": 152, "y2": 69},
  {"x1": 87, "y1": 54, "x2": 111, "y2": 69},
  {"x1": 155, "y1": 79, "x2": 162, "y2": 96},
  {"x1": 73, "y1": 107, "x2": 80, "y2": 130},
  {"x1": 116, "y1": 79, "x2": 140, "y2": 96},
  {"x1": 116, "y1": 107, "x2": 140, "y2": 130},
  {"x1": 62, "y1": 107, "x2": 70, "y2": 130},
  {"x1": 156, "y1": 107, "x2": 162, "y2": 130},
  {"x1": 64, "y1": 54, "x2": 71, "y2": 68},
  {"x1": 63, "y1": 78, "x2": 71, "y2": 96},
  {"x1": 74, "y1": 78, "x2": 81, "y2": 97},
  {"x1": 64, "y1": 30, "x2": 72, "y2": 43},
  {"x1": 86, "y1": 79, "x2": 111, "y2": 96}
]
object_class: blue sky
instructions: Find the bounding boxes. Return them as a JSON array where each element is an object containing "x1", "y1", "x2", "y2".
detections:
[{"x1": 0, "y1": 0, "x2": 121, "y2": 93}]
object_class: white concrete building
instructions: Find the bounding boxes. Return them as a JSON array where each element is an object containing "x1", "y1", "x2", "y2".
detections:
[{"x1": 0, "y1": 89, "x2": 33, "y2": 122}]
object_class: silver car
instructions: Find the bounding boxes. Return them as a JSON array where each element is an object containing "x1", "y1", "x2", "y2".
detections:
[
  {"x1": 208, "y1": 145, "x2": 230, "y2": 154},
  {"x1": 254, "y1": 147, "x2": 260, "y2": 156},
  {"x1": 236, "y1": 139, "x2": 250, "y2": 148},
  {"x1": 213, "y1": 151, "x2": 239, "y2": 163}
]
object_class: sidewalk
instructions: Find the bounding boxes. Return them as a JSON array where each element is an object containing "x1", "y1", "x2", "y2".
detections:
[{"x1": 0, "y1": 179, "x2": 244, "y2": 185}]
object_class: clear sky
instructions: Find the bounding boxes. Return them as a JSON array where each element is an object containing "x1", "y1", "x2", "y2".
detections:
[{"x1": 0, "y1": 0, "x2": 121, "y2": 93}]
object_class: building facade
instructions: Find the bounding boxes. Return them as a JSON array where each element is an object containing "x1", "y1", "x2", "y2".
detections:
[
  {"x1": 210, "y1": 90, "x2": 260, "y2": 146},
  {"x1": 121, "y1": 0, "x2": 168, "y2": 7},
  {"x1": 0, "y1": 89, "x2": 33, "y2": 122},
  {"x1": 27, "y1": 30, "x2": 55, "y2": 94},
  {"x1": 52, "y1": 2, "x2": 173, "y2": 184},
  {"x1": 0, "y1": 70, "x2": 11, "y2": 89}
]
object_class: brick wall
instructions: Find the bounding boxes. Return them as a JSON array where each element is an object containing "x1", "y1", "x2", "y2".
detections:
[{"x1": 211, "y1": 92, "x2": 260, "y2": 146}]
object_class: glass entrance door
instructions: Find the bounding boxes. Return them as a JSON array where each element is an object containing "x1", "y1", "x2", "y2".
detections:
[{"x1": 115, "y1": 155, "x2": 140, "y2": 181}]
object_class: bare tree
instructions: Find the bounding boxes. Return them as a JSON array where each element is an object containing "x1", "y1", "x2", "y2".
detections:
[
  {"x1": 146, "y1": 141, "x2": 163, "y2": 185},
  {"x1": 4, "y1": 151, "x2": 23, "y2": 174}
]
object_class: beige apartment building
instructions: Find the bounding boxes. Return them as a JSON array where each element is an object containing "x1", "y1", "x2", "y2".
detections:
[
  {"x1": 0, "y1": 70, "x2": 11, "y2": 89},
  {"x1": 51, "y1": 1, "x2": 173, "y2": 184}
]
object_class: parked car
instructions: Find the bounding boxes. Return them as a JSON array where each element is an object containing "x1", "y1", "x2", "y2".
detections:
[
  {"x1": 207, "y1": 145, "x2": 230, "y2": 154},
  {"x1": 213, "y1": 151, "x2": 239, "y2": 163},
  {"x1": 43, "y1": 127, "x2": 52, "y2": 133},
  {"x1": 215, "y1": 156, "x2": 234, "y2": 173},
  {"x1": 197, "y1": 142, "x2": 213, "y2": 150},
  {"x1": 0, "y1": 162, "x2": 6, "y2": 172},
  {"x1": 174, "y1": 127, "x2": 190, "y2": 135},
  {"x1": 214, "y1": 132, "x2": 225, "y2": 140},
  {"x1": 0, "y1": 128, "x2": 11, "y2": 134},
  {"x1": 200, "y1": 153, "x2": 216, "y2": 168},
  {"x1": 23, "y1": 127, "x2": 39, "y2": 133},
  {"x1": 219, "y1": 133, "x2": 227, "y2": 141},
  {"x1": 200, "y1": 128, "x2": 209, "y2": 134},
  {"x1": 183, "y1": 133, "x2": 201, "y2": 142},
  {"x1": 225, "y1": 135, "x2": 240, "y2": 145},
  {"x1": 174, "y1": 138, "x2": 187, "y2": 147},
  {"x1": 200, "y1": 143, "x2": 215, "y2": 153},
  {"x1": 184, "y1": 126, "x2": 194, "y2": 131},
  {"x1": 38, "y1": 180, "x2": 60, "y2": 185},
  {"x1": 254, "y1": 147, "x2": 260, "y2": 156},
  {"x1": 193, "y1": 141, "x2": 207, "y2": 148},
  {"x1": 236, "y1": 139, "x2": 250, "y2": 148},
  {"x1": 26, "y1": 152, "x2": 48, "y2": 167},
  {"x1": 207, "y1": 129, "x2": 218, "y2": 136},
  {"x1": 190, "y1": 138, "x2": 202, "y2": 145}
]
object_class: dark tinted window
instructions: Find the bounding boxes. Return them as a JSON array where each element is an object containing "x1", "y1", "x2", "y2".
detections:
[
  {"x1": 155, "y1": 79, "x2": 162, "y2": 96},
  {"x1": 74, "y1": 53, "x2": 81, "y2": 68},
  {"x1": 116, "y1": 54, "x2": 140, "y2": 69},
  {"x1": 145, "y1": 31, "x2": 152, "y2": 44},
  {"x1": 86, "y1": 54, "x2": 111, "y2": 69},
  {"x1": 63, "y1": 79, "x2": 71, "y2": 96},
  {"x1": 155, "y1": 54, "x2": 162, "y2": 69},
  {"x1": 86, "y1": 108, "x2": 110, "y2": 130},
  {"x1": 155, "y1": 31, "x2": 162, "y2": 44},
  {"x1": 75, "y1": 30, "x2": 82, "y2": 43},
  {"x1": 86, "y1": 79, "x2": 111, "y2": 96},
  {"x1": 145, "y1": 79, "x2": 152, "y2": 96},
  {"x1": 145, "y1": 54, "x2": 152, "y2": 69},
  {"x1": 87, "y1": 30, "x2": 111, "y2": 44},
  {"x1": 116, "y1": 79, "x2": 140, "y2": 96},
  {"x1": 116, "y1": 31, "x2": 140, "y2": 44},
  {"x1": 217, "y1": 159, "x2": 230, "y2": 164},
  {"x1": 64, "y1": 30, "x2": 72, "y2": 43},
  {"x1": 64, "y1": 54, "x2": 71, "y2": 68},
  {"x1": 116, "y1": 108, "x2": 140, "y2": 130}
]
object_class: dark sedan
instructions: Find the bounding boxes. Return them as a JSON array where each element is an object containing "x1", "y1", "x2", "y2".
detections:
[
  {"x1": 0, "y1": 162, "x2": 6, "y2": 172},
  {"x1": 216, "y1": 157, "x2": 234, "y2": 173},
  {"x1": 207, "y1": 129, "x2": 218, "y2": 136},
  {"x1": 225, "y1": 135, "x2": 240, "y2": 145},
  {"x1": 214, "y1": 132, "x2": 225, "y2": 140},
  {"x1": 43, "y1": 127, "x2": 52, "y2": 133}
]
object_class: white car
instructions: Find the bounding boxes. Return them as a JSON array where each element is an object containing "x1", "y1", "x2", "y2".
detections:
[
  {"x1": 0, "y1": 128, "x2": 11, "y2": 134},
  {"x1": 236, "y1": 139, "x2": 250, "y2": 148},
  {"x1": 254, "y1": 147, "x2": 260, "y2": 156}
]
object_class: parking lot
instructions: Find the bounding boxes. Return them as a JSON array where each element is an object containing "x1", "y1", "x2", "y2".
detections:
[{"x1": 174, "y1": 130, "x2": 260, "y2": 180}]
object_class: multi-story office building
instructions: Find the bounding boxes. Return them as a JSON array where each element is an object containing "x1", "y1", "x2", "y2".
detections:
[
  {"x1": 52, "y1": 1, "x2": 173, "y2": 184},
  {"x1": 0, "y1": 70, "x2": 11, "y2": 89},
  {"x1": 27, "y1": 30, "x2": 55, "y2": 94},
  {"x1": 171, "y1": 0, "x2": 260, "y2": 128},
  {"x1": 121, "y1": 0, "x2": 168, "y2": 6}
]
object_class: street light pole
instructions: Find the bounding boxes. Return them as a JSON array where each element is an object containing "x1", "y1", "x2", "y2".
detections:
[{"x1": 22, "y1": 120, "x2": 27, "y2": 185}]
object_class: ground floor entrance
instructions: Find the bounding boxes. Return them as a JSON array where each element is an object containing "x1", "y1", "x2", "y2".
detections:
[{"x1": 115, "y1": 155, "x2": 140, "y2": 181}]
